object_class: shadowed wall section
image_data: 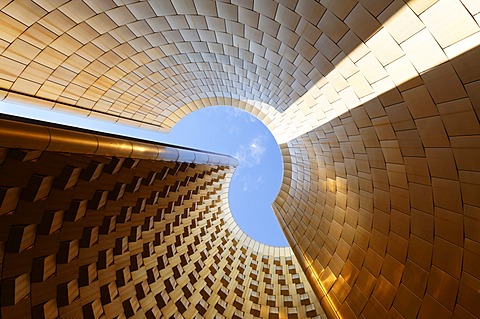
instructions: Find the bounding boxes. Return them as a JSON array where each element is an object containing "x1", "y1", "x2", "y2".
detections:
[{"x1": 274, "y1": 47, "x2": 480, "y2": 318}]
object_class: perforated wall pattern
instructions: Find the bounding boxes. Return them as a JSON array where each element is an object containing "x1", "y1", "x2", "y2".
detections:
[{"x1": 0, "y1": 141, "x2": 324, "y2": 319}]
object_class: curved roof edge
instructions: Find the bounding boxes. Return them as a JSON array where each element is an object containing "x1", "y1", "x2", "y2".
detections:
[{"x1": 0, "y1": 115, "x2": 238, "y2": 167}]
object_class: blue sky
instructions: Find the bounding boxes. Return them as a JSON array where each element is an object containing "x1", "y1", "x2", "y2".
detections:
[{"x1": 0, "y1": 102, "x2": 288, "y2": 246}]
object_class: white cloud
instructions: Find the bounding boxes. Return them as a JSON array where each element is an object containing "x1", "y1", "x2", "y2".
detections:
[
  {"x1": 228, "y1": 125, "x2": 242, "y2": 135},
  {"x1": 225, "y1": 107, "x2": 244, "y2": 118},
  {"x1": 240, "y1": 176, "x2": 262, "y2": 192},
  {"x1": 234, "y1": 135, "x2": 266, "y2": 168},
  {"x1": 255, "y1": 175, "x2": 264, "y2": 184}
]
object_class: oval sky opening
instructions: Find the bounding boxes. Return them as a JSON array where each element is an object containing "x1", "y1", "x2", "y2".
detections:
[{"x1": 165, "y1": 106, "x2": 287, "y2": 246}]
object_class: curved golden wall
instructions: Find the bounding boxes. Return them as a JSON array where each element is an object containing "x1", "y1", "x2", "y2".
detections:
[
  {"x1": 1, "y1": 1, "x2": 478, "y2": 143},
  {"x1": 274, "y1": 48, "x2": 480, "y2": 317}
]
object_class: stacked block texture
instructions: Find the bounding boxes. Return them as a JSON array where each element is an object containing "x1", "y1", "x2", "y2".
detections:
[{"x1": 0, "y1": 146, "x2": 324, "y2": 319}]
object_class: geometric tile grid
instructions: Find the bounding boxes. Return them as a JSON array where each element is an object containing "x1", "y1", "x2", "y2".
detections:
[
  {"x1": 0, "y1": 1, "x2": 479, "y2": 143},
  {"x1": 274, "y1": 54, "x2": 480, "y2": 318},
  {"x1": 0, "y1": 1, "x2": 480, "y2": 319},
  {"x1": 0, "y1": 124, "x2": 324, "y2": 319}
]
